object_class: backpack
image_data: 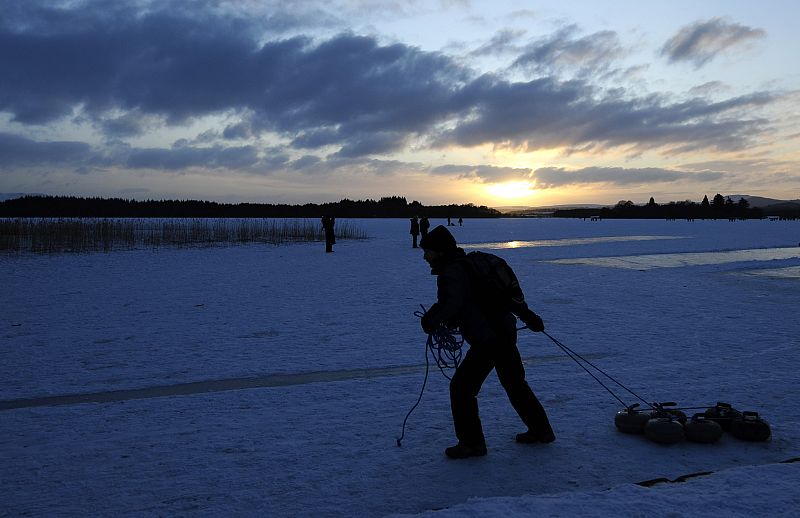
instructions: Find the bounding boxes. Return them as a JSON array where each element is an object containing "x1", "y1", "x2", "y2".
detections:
[{"x1": 461, "y1": 251, "x2": 527, "y2": 315}]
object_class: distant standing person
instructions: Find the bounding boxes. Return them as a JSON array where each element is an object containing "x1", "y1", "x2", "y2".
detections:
[
  {"x1": 458, "y1": 217, "x2": 463, "y2": 226},
  {"x1": 420, "y1": 216, "x2": 430, "y2": 238},
  {"x1": 410, "y1": 216, "x2": 420, "y2": 248},
  {"x1": 447, "y1": 216, "x2": 452, "y2": 226},
  {"x1": 322, "y1": 215, "x2": 336, "y2": 253}
]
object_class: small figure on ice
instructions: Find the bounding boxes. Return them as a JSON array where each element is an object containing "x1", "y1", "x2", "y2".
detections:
[
  {"x1": 410, "y1": 216, "x2": 420, "y2": 248},
  {"x1": 321, "y1": 215, "x2": 336, "y2": 253}
]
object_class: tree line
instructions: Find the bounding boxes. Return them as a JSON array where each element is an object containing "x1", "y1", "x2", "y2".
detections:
[
  {"x1": 0, "y1": 195, "x2": 501, "y2": 219},
  {"x1": 553, "y1": 194, "x2": 767, "y2": 219}
]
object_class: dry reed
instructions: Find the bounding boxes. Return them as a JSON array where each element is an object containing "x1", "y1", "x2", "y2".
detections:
[{"x1": 0, "y1": 218, "x2": 368, "y2": 254}]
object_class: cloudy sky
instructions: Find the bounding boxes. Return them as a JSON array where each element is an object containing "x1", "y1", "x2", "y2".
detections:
[{"x1": 1, "y1": 0, "x2": 799, "y2": 206}]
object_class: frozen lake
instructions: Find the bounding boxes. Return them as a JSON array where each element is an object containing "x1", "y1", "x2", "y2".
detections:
[{"x1": 2, "y1": 218, "x2": 799, "y2": 517}]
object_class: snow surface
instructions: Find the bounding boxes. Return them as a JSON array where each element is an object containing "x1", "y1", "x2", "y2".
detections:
[{"x1": 2, "y1": 218, "x2": 799, "y2": 517}]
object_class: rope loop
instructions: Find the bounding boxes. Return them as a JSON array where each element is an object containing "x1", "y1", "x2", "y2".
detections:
[
  {"x1": 398, "y1": 306, "x2": 465, "y2": 446},
  {"x1": 413, "y1": 306, "x2": 464, "y2": 379}
]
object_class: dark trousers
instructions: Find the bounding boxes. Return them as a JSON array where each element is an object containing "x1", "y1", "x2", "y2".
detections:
[
  {"x1": 412, "y1": 234, "x2": 418, "y2": 248},
  {"x1": 450, "y1": 330, "x2": 551, "y2": 447}
]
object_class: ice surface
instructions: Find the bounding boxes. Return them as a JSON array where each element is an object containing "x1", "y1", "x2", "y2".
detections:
[{"x1": 2, "y1": 218, "x2": 799, "y2": 517}]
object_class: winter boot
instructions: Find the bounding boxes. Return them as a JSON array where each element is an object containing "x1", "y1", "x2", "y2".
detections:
[
  {"x1": 444, "y1": 443, "x2": 487, "y2": 459},
  {"x1": 516, "y1": 427, "x2": 556, "y2": 444}
]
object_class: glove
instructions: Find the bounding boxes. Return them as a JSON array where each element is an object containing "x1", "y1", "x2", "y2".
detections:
[{"x1": 519, "y1": 309, "x2": 544, "y2": 332}]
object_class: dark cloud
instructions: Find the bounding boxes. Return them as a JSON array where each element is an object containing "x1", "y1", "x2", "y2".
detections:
[
  {"x1": 512, "y1": 26, "x2": 625, "y2": 76},
  {"x1": 99, "y1": 112, "x2": 152, "y2": 139},
  {"x1": 0, "y1": 1, "x2": 779, "y2": 168},
  {"x1": 437, "y1": 76, "x2": 774, "y2": 154},
  {"x1": 126, "y1": 144, "x2": 260, "y2": 170},
  {"x1": 262, "y1": 153, "x2": 291, "y2": 168},
  {"x1": 222, "y1": 123, "x2": 254, "y2": 140},
  {"x1": 288, "y1": 155, "x2": 323, "y2": 172},
  {"x1": 0, "y1": 3, "x2": 469, "y2": 156},
  {"x1": 0, "y1": 130, "x2": 415, "y2": 177},
  {"x1": 0, "y1": 2, "x2": 261, "y2": 124},
  {"x1": 247, "y1": 34, "x2": 469, "y2": 153},
  {"x1": 661, "y1": 18, "x2": 766, "y2": 68},
  {"x1": 331, "y1": 132, "x2": 409, "y2": 158},
  {"x1": 532, "y1": 166, "x2": 725, "y2": 189},
  {"x1": 0, "y1": 132, "x2": 91, "y2": 166}
]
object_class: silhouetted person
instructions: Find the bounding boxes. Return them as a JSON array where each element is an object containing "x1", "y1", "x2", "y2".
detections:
[
  {"x1": 447, "y1": 216, "x2": 452, "y2": 226},
  {"x1": 458, "y1": 217, "x2": 463, "y2": 226},
  {"x1": 321, "y1": 215, "x2": 335, "y2": 253},
  {"x1": 410, "y1": 216, "x2": 420, "y2": 248},
  {"x1": 419, "y1": 225, "x2": 554, "y2": 459},
  {"x1": 420, "y1": 216, "x2": 430, "y2": 238}
]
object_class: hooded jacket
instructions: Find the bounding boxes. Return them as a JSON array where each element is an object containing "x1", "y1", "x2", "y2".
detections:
[{"x1": 424, "y1": 248, "x2": 516, "y2": 346}]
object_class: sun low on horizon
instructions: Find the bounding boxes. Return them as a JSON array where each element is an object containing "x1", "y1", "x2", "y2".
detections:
[{"x1": 485, "y1": 181, "x2": 537, "y2": 204}]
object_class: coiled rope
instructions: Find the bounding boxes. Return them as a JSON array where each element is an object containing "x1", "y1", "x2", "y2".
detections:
[
  {"x1": 417, "y1": 309, "x2": 464, "y2": 380},
  {"x1": 396, "y1": 306, "x2": 464, "y2": 447}
]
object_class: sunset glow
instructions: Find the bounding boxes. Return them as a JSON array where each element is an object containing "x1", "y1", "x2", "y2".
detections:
[
  {"x1": 486, "y1": 181, "x2": 536, "y2": 202},
  {"x1": 0, "y1": 1, "x2": 798, "y2": 206}
]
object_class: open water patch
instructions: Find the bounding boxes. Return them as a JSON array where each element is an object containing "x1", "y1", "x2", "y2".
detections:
[
  {"x1": 735, "y1": 265, "x2": 800, "y2": 279},
  {"x1": 463, "y1": 235, "x2": 686, "y2": 250},
  {"x1": 546, "y1": 247, "x2": 800, "y2": 270}
]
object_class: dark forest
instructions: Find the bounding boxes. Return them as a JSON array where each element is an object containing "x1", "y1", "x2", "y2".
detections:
[{"x1": 0, "y1": 196, "x2": 501, "y2": 219}]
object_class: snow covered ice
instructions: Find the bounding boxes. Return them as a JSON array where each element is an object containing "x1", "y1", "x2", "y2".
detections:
[{"x1": 2, "y1": 218, "x2": 799, "y2": 517}]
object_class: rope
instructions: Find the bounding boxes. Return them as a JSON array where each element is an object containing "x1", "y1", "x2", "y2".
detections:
[
  {"x1": 534, "y1": 329, "x2": 656, "y2": 410},
  {"x1": 413, "y1": 306, "x2": 464, "y2": 379},
  {"x1": 396, "y1": 334, "x2": 430, "y2": 447},
  {"x1": 426, "y1": 328, "x2": 463, "y2": 380},
  {"x1": 535, "y1": 330, "x2": 718, "y2": 413},
  {"x1": 397, "y1": 306, "x2": 465, "y2": 447}
]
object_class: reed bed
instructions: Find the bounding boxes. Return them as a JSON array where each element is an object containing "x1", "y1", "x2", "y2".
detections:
[{"x1": 0, "y1": 218, "x2": 368, "y2": 254}]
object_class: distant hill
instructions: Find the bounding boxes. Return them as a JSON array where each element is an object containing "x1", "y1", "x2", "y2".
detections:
[
  {"x1": 726, "y1": 195, "x2": 800, "y2": 217},
  {"x1": 495, "y1": 204, "x2": 607, "y2": 215},
  {"x1": 727, "y1": 195, "x2": 800, "y2": 208},
  {"x1": 760, "y1": 201, "x2": 800, "y2": 216},
  {"x1": 493, "y1": 205, "x2": 535, "y2": 213},
  {"x1": 496, "y1": 195, "x2": 799, "y2": 218}
]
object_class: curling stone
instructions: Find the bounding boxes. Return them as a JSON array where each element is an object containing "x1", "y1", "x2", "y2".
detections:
[
  {"x1": 644, "y1": 417, "x2": 684, "y2": 445},
  {"x1": 658, "y1": 409, "x2": 687, "y2": 424},
  {"x1": 704, "y1": 402, "x2": 741, "y2": 431},
  {"x1": 650, "y1": 402, "x2": 687, "y2": 424},
  {"x1": 730, "y1": 411, "x2": 771, "y2": 442},
  {"x1": 614, "y1": 404, "x2": 651, "y2": 434},
  {"x1": 684, "y1": 413, "x2": 723, "y2": 444}
]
